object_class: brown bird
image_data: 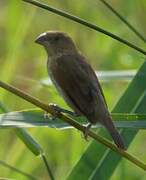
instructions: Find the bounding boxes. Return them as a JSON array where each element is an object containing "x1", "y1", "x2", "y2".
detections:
[{"x1": 35, "y1": 31, "x2": 125, "y2": 149}]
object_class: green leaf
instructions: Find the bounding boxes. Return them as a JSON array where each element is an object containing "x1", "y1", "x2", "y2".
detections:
[
  {"x1": 67, "y1": 62, "x2": 146, "y2": 179},
  {"x1": 1, "y1": 109, "x2": 146, "y2": 129},
  {"x1": 0, "y1": 103, "x2": 54, "y2": 178},
  {"x1": 15, "y1": 128, "x2": 43, "y2": 156},
  {"x1": 22, "y1": 0, "x2": 146, "y2": 56},
  {"x1": 0, "y1": 101, "x2": 9, "y2": 113},
  {"x1": 0, "y1": 103, "x2": 43, "y2": 156}
]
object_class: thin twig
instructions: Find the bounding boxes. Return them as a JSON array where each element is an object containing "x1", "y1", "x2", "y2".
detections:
[
  {"x1": 22, "y1": 0, "x2": 146, "y2": 56},
  {"x1": 41, "y1": 154, "x2": 55, "y2": 180},
  {"x1": 98, "y1": 0, "x2": 146, "y2": 42},
  {"x1": 0, "y1": 160, "x2": 38, "y2": 180},
  {"x1": 0, "y1": 80, "x2": 146, "y2": 170}
]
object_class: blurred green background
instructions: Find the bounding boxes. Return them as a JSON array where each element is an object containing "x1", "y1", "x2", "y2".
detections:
[{"x1": 0, "y1": 0, "x2": 146, "y2": 179}]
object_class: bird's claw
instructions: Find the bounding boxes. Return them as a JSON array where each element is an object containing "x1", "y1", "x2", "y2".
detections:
[
  {"x1": 44, "y1": 112, "x2": 56, "y2": 120},
  {"x1": 83, "y1": 123, "x2": 92, "y2": 141},
  {"x1": 49, "y1": 103, "x2": 62, "y2": 115},
  {"x1": 44, "y1": 112, "x2": 50, "y2": 119},
  {"x1": 43, "y1": 103, "x2": 61, "y2": 120},
  {"x1": 49, "y1": 103, "x2": 79, "y2": 117},
  {"x1": 45, "y1": 103, "x2": 81, "y2": 121}
]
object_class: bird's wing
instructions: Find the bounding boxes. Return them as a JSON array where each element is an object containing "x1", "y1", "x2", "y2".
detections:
[{"x1": 51, "y1": 54, "x2": 108, "y2": 120}]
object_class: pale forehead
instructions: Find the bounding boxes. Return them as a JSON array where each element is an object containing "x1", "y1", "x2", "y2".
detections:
[
  {"x1": 41, "y1": 32, "x2": 47, "y2": 36},
  {"x1": 45, "y1": 31, "x2": 68, "y2": 37},
  {"x1": 36, "y1": 31, "x2": 71, "y2": 43}
]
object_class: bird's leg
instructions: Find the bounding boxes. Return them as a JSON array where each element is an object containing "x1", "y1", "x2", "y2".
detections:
[
  {"x1": 44, "y1": 103, "x2": 80, "y2": 120},
  {"x1": 84, "y1": 123, "x2": 92, "y2": 140},
  {"x1": 49, "y1": 103, "x2": 79, "y2": 116},
  {"x1": 44, "y1": 103, "x2": 61, "y2": 120},
  {"x1": 44, "y1": 103, "x2": 59, "y2": 120},
  {"x1": 44, "y1": 111, "x2": 56, "y2": 120},
  {"x1": 44, "y1": 112, "x2": 50, "y2": 119}
]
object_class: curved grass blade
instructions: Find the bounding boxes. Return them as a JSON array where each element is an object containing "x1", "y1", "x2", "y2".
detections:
[
  {"x1": 15, "y1": 128, "x2": 43, "y2": 156},
  {"x1": 22, "y1": 0, "x2": 146, "y2": 56},
  {"x1": 0, "y1": 102, "x2": 54, "y2": 179},
  {"x1": 0, "y1": 102, "x2": 9, "y2": 113},
  {"x1": 41, "y1": 154, "x2": 55, "y2": 180},
  {"x1": 1, "y1": 109, "x2": 146, "y2": 129},
  {"x1": 15, "y1": 128, "x2": 54, "y2": 179},
  {"x1": 67, "y1": 62, "x2": 146, "y2": 179},
  {"x1": 0, "y1": 102, "x2": 43, "y2": 156},
  {"x1": 0, "y1": 102, "x2": 42, "y2": 178},
  {"x1": 0, "y1": 160, "x2": 38, "y2": 180},
  {"x1": 98, "y1": 0, "x2": 146, "y2": 42}
]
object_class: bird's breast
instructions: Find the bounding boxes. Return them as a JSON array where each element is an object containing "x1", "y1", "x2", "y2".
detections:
[
  {"x1": 47, "y1": 57, "x2": 71, "y2": 104},
  {"x1": 47, "y1": 57, "x2": 62, "y2": 92}
]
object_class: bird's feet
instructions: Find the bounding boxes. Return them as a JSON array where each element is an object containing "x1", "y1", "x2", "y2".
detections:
[
  {"x1": 83, "y1": 123, "x2": 92, "y2": 140},
  {"x1": 49, "y1": 103, "x2": 79, "y2": 117},
  {"x1": 44, "y1": 103, "x2": 61, "y2": 120},
  {"x1": 44, "y1": 103, "x2": 79, "y2": 120},
  {"x1": 49, "y1": 103, "x2": 62, "y2": 115}
]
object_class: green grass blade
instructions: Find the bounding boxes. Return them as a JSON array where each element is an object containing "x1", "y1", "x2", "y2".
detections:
[
  {"x1": 22, "y1": 0, "x2": 146, "y2": 56},
  {"x1": 41, "y1": 154, "x2": 55, "y2": 180},
  {"x1": 0, "y1": 102, "x2": 43, "y2": 156},
  {"x1": 0, "y1": 103, "x2": 54, "y2": 179},
  {"x1": 16, "y1": 128, "x2": 55, "y2": 179},
  {"x1": 67, "y1": 62, "x2": 146, "y2": 179},
  {"x1": 98, "y1": 0, "x2": 146, "y2": 42},
  {"x1": 0, "y1": 103, "x2": 39, "y2": 179},
  {"x1": 1, "y1": 109, "x2": 146, "y2": 129},
  {"x1": 15, "y1": 128, "x2": 43, "y2": 156},
  {"x1": 0, "y1": 160, "x2": 38, "y2": 180},
  {"x1": 0, "y1": 102, "x2": 9, "y2": 113}
]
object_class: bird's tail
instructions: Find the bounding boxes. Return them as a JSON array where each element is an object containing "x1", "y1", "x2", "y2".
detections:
[
  {"x1": 110, "y1": 129, "x2": 125, "y2": 149},
  {"x1": 102, "y1": 116, "x2": 125, "y2": 150}
]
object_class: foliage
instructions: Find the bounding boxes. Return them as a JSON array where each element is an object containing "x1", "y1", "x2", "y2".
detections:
[{"x1": 0, "y1": 0, "x2": 146, "y2": 179}]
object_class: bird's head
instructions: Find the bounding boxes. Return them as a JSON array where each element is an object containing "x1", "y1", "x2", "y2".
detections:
[{"x1": 35, "y1": 31, "x2": 77, "y2": 56}]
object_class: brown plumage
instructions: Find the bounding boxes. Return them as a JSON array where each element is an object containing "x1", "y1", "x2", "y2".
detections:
[{"x1": 35, "y1": 31, "x2": 125, "y2": 149}]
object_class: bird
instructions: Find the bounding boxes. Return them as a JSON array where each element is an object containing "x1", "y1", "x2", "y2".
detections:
[{"x1": 35, "y1": 31, "x2": 125, "y2": 149}]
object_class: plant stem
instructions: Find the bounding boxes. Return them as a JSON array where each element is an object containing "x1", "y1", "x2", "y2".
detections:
[
  {"x1": 0, "y1": 160, "x2": 38, "y2": 180},
  {"x1": 41, "y1": 154, "x2": 55, "y2": 180},
  {"x1": 98, "y1": 0, "x2": 146, "y2": 43},
  {"x1": 22, "y1": 0, "x2": 146, "y2": 56},
  {"x1": 0, "y1": 80, "x2": 146, "y2": 170}
]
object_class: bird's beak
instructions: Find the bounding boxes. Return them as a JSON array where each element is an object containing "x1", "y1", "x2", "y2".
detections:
[{"x1": 35, "y1": 32, "x2": 47, "y2": 44}]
